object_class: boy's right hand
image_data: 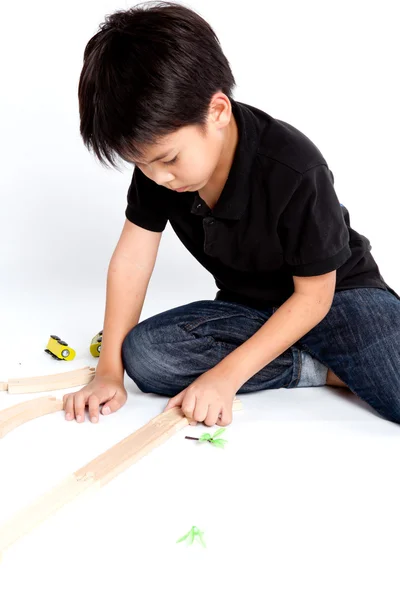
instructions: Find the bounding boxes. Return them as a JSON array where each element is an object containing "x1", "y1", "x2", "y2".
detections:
[{"x1": 63, "y1": 375, "x2": 127, "y2": 424}]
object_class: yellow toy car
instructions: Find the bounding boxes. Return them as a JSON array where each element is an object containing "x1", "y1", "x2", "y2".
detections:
[
  {"x1": 90, "y1": 330, "x2": 103, "y2": 357},
  {"x1": 45, "y1": 335, "x2": 76, "y2": 361}
]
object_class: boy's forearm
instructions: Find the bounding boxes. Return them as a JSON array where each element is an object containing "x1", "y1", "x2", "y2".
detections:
[
  {"x1": 95, "y1": 256, "x2": 150, "y2": 381},
  {"x1": 212, "y1": 292, "x2": 332, "y2": 391}
]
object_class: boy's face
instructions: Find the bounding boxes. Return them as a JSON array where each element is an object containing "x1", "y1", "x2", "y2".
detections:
[{"x1": 127, "y1": 94, "x2": 234, "y2": 193}]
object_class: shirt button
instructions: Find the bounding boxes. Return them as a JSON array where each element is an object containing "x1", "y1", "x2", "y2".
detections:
[{"x1": 197, "y1": 203, "x2": 201, "y2": 208}]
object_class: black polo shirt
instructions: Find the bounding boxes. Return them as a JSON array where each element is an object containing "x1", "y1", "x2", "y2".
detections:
[{"x1": 125, "y1": 99, "x2": 399, "y2": 309}]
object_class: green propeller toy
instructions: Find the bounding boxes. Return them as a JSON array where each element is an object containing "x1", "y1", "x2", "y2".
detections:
[
  {"x1": 185, "y1": 427, "x2": 228, "y2": 449},
  {"x1": 176, "y1": 526, "x2": 206, "y2": 548}
]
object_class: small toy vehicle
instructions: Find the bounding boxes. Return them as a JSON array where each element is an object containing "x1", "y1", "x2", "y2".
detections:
[
  {"x1": 45, "y1": 335, "x2": 76, "y2": 361},
  {"x1": 90, "y1": 330, "x2": 103, "y2": 357}
]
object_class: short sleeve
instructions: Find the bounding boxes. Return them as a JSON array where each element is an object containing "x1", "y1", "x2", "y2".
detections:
[
  {"x1": 278, "y1": 164, "x2": 351, "y2": 276},
  {"x1": 125, "y1": 167, "x2": 169, "y2": 232}
]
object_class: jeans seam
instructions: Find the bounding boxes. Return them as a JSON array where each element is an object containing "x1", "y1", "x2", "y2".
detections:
[
  {"x1": 180, "y1": 313, "x2": 262, "y2": 334},
  {"x1": 181, "y1": 320, "x2": 206, "y2": 332},
  {"x1": 288, "y1": 347, "x2": 302, "y2": 387}
]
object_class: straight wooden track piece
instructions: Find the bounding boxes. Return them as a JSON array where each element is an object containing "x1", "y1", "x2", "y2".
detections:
[
  {"x1": 0, "y1": 366, "x2": 95, "y2": 395},
  {"x1": 0, "y1": 398, "x2": 243, "y2": 558}
]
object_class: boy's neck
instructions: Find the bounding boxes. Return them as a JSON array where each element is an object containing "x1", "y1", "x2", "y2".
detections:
[{"x1": 199, "y1": 113, "x2": 239, "y2": 209}]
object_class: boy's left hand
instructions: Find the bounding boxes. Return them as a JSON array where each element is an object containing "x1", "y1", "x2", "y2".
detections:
[{"x1": 163, "y1": 369, "x2": 237, "y2": 427}]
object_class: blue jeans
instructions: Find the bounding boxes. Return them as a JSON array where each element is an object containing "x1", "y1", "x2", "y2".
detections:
[{"x1": 122, "y1": 287, "x2": 400, "y2": 424}]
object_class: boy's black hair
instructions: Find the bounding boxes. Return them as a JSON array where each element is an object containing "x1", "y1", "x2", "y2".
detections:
[{"x1": 78, "y1": 1, "x2": 236, "y2": 170}]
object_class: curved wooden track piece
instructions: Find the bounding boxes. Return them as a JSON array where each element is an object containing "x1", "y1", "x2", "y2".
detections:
[
  {"x1": 0, "y1": 398, "x2": 243, "y2": 558},
  {"x1": 0, "y1": 366, "x2": 95, "y2": 395},
  {"x1": 0, "y1": 396, "x2": 63, "y2": 439}
]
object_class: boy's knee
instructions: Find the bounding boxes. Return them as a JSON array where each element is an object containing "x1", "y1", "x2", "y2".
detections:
[
  {"x1": 122, "y1": 324, "x2": 140, "y2": 363},
  {"x1": 122, "y1": 324, "x2": 152, "y2": 390}
]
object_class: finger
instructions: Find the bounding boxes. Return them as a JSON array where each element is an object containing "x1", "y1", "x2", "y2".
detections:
[
  {"x1": 74, "y1": 393, "x2": 86, "y2": 423},
  {"x1": 63, "y1": 394, "x2": 75, "y2": 421},
  {"x1": 88, "y1": 394, "x2": 101, "y2": 423},
  {"x1": 204, "y1": 403, "x2": 222, "y2": 427},
  {"x1": 181, "y1": 392, "x2": 197, "y2": 420},
  {"x1": 101, "y1": 391, "x2": 127, "y2": 416},
  {"x1": 164, "y1": 391, "x2": 185, "y2": 412},
  {"x1": 216, "y1": 405, "x2": 233, "y2": 427},
  {"x1": 192, "y1": 397, "x2": 209, "y2": 424}
]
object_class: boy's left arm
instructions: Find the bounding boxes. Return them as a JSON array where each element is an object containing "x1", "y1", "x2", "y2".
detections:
[
  {"x1": 164, "y1": 270, "x2": 336, "y2": 425},
  {"x1": 212, "y1": 270, "x2": 336, "y2": 390}
]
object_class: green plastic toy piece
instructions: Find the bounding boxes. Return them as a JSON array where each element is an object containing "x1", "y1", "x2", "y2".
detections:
[
  {"x1": 199, "y1": 427, "x2": 228, "y2": 448},
  {"x1": 185, "y1": 427, "x2": 228, "y2": 448},
  {"x1": 176, "y1": 526, "x2": 206, "y2": 548}
]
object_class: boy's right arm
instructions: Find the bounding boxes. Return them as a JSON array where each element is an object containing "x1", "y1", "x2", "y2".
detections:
[{"x1": 63, "y1": 219, "x2": 163, "y2": 423}]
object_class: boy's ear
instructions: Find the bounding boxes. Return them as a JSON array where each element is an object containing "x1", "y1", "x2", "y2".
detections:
[{"x1": 208, "y1": 93, "x2": 231, "y2": 128}]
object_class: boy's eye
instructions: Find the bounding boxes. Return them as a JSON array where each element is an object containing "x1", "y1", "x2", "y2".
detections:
[{"x1": 164, "y1": 156, "x2": 178, "y2": 165}]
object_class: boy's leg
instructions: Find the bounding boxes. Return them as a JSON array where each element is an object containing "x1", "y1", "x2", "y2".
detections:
[
  {"x1": 326, "y1": 369, "x2": 348, "y2": 388},
  {"x1": 296, "y1": 287, "x2": 400, "y2": 424},
  {"x1": 122, "y1": 299, "x2": 328, "y2": 397}
]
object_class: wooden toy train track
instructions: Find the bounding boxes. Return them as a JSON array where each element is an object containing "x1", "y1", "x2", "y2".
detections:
[
  {"x1": 0, "y1": 394, "x2": 243, "y2": 559},
  {"x1": 0, "y1": 366, "x2": 95, "y2": 395}
]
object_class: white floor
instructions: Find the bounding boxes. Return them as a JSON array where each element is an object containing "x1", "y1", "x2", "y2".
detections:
[{"x1": 1, "y1": 266, "x2": 400, "y2": 600}]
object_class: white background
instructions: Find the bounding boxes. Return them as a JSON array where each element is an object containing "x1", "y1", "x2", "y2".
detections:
[{"x1": 0, "y1": 1, "x2": 399, "y2": 598}]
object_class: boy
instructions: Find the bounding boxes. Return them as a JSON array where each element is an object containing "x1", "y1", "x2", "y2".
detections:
[{"x1": 63, "y1": 2, "x2": 400, "y2": 427}]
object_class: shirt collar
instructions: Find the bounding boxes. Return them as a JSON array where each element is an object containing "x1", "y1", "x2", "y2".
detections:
[{"x1": 190, "y1": 99, "x2": 261, "y2": 220}]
